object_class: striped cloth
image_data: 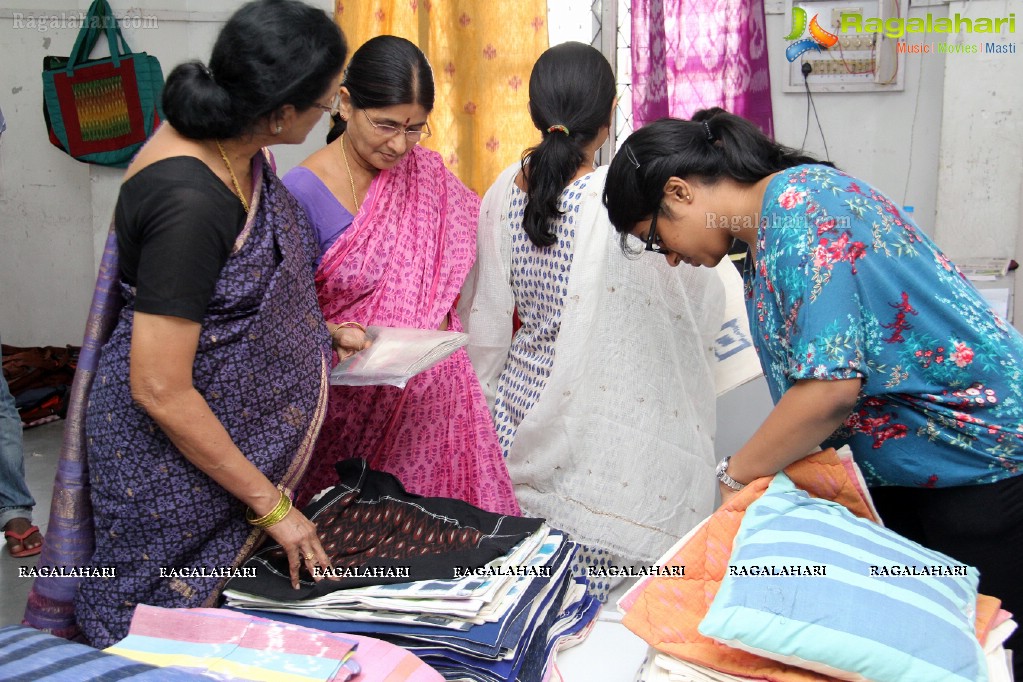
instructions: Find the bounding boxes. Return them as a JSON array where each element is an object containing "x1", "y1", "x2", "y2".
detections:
[
  {"x1": 0, "y1": 625, "x2": 195, "y2": 680},
  {"x1": 106, "y1": 606, "x2": 359, "y2": 681},
  {"x1": 106, "y1": 605, "x2": 443, "y2": 682}
]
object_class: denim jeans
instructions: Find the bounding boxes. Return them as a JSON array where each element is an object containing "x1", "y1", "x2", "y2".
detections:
[{"x1": 0, "y1": 337, "x2": 35, "y2": 530}]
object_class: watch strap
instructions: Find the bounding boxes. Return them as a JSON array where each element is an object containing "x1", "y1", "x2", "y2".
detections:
[{"x1": 716, "y1": 456, "x2": 746, "y2": 491}]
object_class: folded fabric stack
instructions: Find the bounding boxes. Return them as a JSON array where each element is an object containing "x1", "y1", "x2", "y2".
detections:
[
  {"x1": 222, "y1": 460, "x2": 600, "y2": 681},
  {"x1": 619, "y1": 448, "x2": 1017, "y2": 682},
  {"x1": 105, "y1": 605, "x2": 441, "y2": 681}
]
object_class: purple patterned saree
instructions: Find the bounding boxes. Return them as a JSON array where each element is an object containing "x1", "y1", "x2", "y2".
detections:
[{"x1": 22, "y1": 154, "x2": 331, "y2": 648}]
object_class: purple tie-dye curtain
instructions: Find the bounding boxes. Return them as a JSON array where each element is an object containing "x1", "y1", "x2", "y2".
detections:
[{"x1": 632, "y1": 0, "x2": 774, "y2": 136}]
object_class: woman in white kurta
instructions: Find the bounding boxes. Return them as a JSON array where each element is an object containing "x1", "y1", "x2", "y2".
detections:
[{"x1": 458, "y1": 42, "x2": 725, "y2": 600}]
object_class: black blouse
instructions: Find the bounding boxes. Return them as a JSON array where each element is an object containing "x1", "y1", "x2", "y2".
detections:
[{"x1": 114, "y1": 157, "x2": 247, "y2": 322}]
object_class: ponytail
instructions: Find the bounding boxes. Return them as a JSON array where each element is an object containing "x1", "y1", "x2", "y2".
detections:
[
  {"x1": 691, "y1": 107, "x2": 829, "y2": 184},
  {"x1": 163, "y1": 61, "x2": 238, "y2": 139},
  {"x1": 520, "y1": 42, "x2": 615, "y2": 248},
  {"x1": 521, "y1": 131, "x2": 585, "y2": 247}
]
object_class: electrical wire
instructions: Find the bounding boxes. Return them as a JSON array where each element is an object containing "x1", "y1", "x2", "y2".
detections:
[
  {"x1": 900, "y1": 38, "x2": 927, "y2": 207},
  {"x1": 801, "y1": 66, "x2": 831, "y2": 162},
  {"x1": 801, "y1": 69, "x2": 812, "y2": 150}
]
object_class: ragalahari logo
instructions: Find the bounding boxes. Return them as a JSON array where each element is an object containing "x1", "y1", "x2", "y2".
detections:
[{"x1": 785, "y1": 6, "x2": 839, "y2": 61}]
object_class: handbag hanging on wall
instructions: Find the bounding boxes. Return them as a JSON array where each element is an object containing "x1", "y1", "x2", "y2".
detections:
[{"x1": 41, "y1": 0, "x2": 164, "y2": 168}]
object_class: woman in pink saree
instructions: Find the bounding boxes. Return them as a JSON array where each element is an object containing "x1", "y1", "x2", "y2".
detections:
[{"x1": 283, "y1": 36, "x2": 518, "y2": 515}]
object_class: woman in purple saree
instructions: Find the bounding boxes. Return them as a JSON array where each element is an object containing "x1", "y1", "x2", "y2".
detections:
[{"x1": 23, "y1": 0, "x2": 347, "y2": 647}]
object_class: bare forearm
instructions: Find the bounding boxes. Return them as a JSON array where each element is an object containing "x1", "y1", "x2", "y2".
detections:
[
  {"x1": 128, "y1": 313, "x2": 281, "y2": 515},
  {"x1": 726, "y1": 378, "x2": 862, "y2": 486},
  {"x1": 135, "y1": 387, "x2": 281, "y2": 515},
  {"x1": 127, "y1": 280, "x2": 329, "y2": 588}
]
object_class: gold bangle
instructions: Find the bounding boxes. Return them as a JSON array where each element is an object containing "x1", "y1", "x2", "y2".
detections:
[
  {"x1": 334, "y1": 321, "x2": 366, "y2": 333},
  {"x1": 246, "y1": 491, "x2": 292, "y2": 529}
]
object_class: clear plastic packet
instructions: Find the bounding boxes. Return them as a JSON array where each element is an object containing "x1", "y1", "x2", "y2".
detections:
[{"x1": 328, "y1": 326, "x2": 469, "y2": 388}]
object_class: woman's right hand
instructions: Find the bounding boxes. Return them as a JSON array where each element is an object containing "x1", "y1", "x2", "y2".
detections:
[{"x1": 262, "y1": 507, "x2": 333, "y2": 589}]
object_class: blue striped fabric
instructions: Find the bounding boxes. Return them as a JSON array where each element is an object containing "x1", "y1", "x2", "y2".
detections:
[
  {"x1": 0, "y1": 626, "x2": 196, "y2": 681},
  {"x1": 698, "y1": 473, "x2": 987, "y2": 682}
]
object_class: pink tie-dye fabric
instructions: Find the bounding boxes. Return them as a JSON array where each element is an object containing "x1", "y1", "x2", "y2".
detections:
[
  {"x1": 296, "y1": 145, "x2": 519, "y2": 516},
  {"x1": 632, "y1": 0, "x2": 774, "y2": 136}
]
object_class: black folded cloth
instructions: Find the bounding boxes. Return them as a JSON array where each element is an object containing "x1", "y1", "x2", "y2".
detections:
[{"x1": 225, "y1": 458, "x2": 544, "y2": 601}]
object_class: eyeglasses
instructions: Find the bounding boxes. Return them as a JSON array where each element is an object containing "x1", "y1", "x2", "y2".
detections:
[
  {"x1": 314, "y1": 93, "x2": 342, "y2": 117},
  {"x1": 361, "y1": 109, "x2": 432, "y2": 143},
  {"x1": 644, "y1": 208, "x2": 670, "y2": 255}
]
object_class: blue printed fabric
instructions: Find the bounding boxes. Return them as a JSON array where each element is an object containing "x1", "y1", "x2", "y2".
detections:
[
  {"x1": 745, "y1": 164, "x2": 1023, "y2": 487},
  {"x1": 491, "y1": 179, "x2": 585, "y2": 457}
]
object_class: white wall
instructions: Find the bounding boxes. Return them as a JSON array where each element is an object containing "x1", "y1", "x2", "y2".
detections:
[
  {"x1": 765, "y1": 0, "x2": 948, "y2": 234},
  {"x1": 765, "y1": 0, "x2": 1022, "y2": 322},
  {"x1": 933, "y1": 0, "x2": 1023, "y2": 321},
  {"x1": 0, "y1": 0, "x2": 332, "y2": 347}
]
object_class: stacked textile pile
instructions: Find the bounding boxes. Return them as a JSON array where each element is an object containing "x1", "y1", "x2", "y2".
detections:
[
  {"x1": 619, "y1": 448, "x2": 1017, "y2": 682},
  {"x1": 104, "y1": 605, "x2": 441, "y2": 681},
  {"x1": 222, "y1": 459, "x2": 599, "y2": 681}
]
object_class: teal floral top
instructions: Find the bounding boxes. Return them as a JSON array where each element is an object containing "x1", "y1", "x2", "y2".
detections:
[{"x1": 745, "y1": 164, "x2": 1023, "y2": 487}]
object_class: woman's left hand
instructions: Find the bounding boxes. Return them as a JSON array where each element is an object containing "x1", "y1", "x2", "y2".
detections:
[
  {"x1": 713, "y1": 377, "x2": 862, "y2": 510},
  {"x1": 331, "y1": 326, "x2": 371, "y2": 361}
]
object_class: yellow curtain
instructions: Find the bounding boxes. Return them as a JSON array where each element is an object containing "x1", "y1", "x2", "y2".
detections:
[{"x1": 335, "y1": 0, "x2": 549, "y2": 195}]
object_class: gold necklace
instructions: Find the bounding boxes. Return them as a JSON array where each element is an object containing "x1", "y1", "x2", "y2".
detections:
[
  {"x1": 216, "y1": 140, "x2": 250, "y2": 214},
  {"x1": 338, "y1": 133, "x2": 360, "y2": 214}
]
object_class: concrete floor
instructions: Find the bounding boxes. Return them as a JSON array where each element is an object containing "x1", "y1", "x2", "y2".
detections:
[{"x1": 1, "y1": 419, "x2": 63, "y2": 627}]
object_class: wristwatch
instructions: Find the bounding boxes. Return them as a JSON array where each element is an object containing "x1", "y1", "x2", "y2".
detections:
[{"x1": 715, "y1": 456, "x2": 746, "y2": 491}]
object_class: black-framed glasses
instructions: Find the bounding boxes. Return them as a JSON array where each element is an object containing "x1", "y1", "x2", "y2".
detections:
[
  {"x1": 314, "y1": 93, "x2": 342, "y2": 117},
  {"x1": 644, "y1": 208, "x2": 670, "y2": 255},
  {"x1": 361, "y1": 109, "x2": 432, "y2": 143}
]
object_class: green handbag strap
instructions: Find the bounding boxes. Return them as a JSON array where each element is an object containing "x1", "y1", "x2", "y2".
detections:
[
  {"x1": 66, "y1": 0, "x2": 133, "y2": 73},
  {"x1": 66, "y1": 1, "x2": 106, "y2": 68}
]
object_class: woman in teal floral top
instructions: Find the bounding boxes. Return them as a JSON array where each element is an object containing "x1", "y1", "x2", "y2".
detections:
[{"x1": 603, "y1": 109, "x2": 1023, "y2": 672}]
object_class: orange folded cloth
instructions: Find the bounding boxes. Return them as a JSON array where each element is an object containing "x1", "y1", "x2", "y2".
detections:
[{"x1": 618, "y1": 448, "x2": 1002, "y2": 682}]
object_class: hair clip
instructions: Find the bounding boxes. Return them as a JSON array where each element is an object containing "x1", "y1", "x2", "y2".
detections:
[
  {"x1": 623, "y1": 145, "x2": 641, "y2": 169},
  {"x1": 703, "y1": 120, "x2": 714, "y2": 142}
]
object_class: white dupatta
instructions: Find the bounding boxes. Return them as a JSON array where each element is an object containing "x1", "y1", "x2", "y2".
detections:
[{"x1": 459, "y1": 164, "x2": 729, "y2": 561}]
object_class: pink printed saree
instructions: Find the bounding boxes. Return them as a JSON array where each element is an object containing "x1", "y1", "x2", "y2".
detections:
[{"x1": 295, "y1": 145, "x2": 519, "y2": 516}]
